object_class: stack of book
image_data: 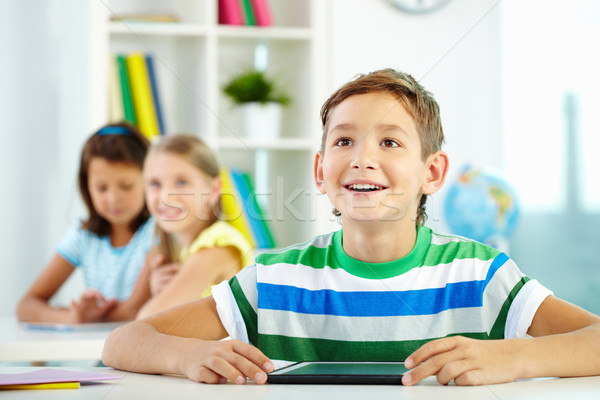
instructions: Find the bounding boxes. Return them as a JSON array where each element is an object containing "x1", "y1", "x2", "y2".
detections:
[
  {"x1": 109, "y1": 52, "x2": 165, "y2": 141},
  {"x1": 218, "y1": 0, "x2": 273, "y2": 26},
  {"x1": 221, "y1": 167, "x2": 276, "y2": 249}
]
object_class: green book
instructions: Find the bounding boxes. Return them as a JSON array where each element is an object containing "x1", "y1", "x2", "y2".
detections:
[
  {"x1": 116, "y1": 54, "x2": 136, "y2": 124},
  {"x1": 242, "y1": 172, "x2": 275, "y2": 248},
  {"x1": 240, "y1": 0, "x2": 256, "y2": 25}
]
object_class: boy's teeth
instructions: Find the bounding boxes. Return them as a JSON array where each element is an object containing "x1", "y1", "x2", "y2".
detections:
[{"x1": 349, "y1": 183, "x2": 382, "y2": 190}]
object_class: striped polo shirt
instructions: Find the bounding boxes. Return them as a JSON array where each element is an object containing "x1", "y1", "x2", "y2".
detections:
[{"x1": 212, "y1": 226, "x2": 552, "y2": 366}]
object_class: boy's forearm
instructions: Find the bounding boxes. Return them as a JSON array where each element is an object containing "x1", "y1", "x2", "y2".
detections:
[
  {"x1": 102, "y1": 320, "x2": 194, "y2": 375},
  {"x1": 517, "y1": 323, "x2": 600, "y2": 379}
]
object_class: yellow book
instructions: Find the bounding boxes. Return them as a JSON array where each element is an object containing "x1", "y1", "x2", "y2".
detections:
[
  {"x1": 0, "y1": 382, "x2": 79, "y2": 390},
  {"x1": 220, "y1": 168, "x2": 256, "y2": 248},
  {"x1": 125, "y1": 52, "x2": 160, "y2": 140}
]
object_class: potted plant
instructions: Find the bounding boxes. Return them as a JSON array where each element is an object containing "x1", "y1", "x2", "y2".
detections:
[{"x1": 222, "y1": 70, "x2": 290, "y2": 140}]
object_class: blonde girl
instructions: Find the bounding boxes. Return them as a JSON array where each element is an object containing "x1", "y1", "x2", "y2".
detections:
[{"x1": 137, "y1": 134, "x2": 253, "y2": 318}]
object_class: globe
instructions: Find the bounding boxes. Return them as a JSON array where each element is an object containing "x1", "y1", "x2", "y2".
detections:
[{"x1": 443, "y1": 166, "x2": 520, "y2": 245}]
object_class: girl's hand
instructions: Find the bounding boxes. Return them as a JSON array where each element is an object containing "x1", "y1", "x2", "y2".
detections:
[
  {"x1": 70, "y1": 289, "x2": 118, "y2": 323},
  {"x1": 402, "y1": 336, "x2": 522, "y2": 386},
  {"x1": 183, "y1": 339, "x2": 274, "y2": 384},
  {"x1": 148, "y1": 254, "x2": 179, "y2": 296}
]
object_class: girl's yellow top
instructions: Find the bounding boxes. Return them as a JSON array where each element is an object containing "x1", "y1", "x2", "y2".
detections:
[{"x1": 179, "y1": 221, "x2": 254, "y2": 298}]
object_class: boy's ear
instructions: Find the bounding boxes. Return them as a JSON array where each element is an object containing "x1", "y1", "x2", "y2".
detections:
[
  {"x1": 421, "y1": 150, "x2": 449, "y2": 195},
  {"x1": 314, "y1": 151, "x2": 326, "y2": 194}
]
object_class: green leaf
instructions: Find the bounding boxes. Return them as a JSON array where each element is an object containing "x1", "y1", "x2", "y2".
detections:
[{"x1": 222, "y1": 70, "x2": 290, "y2": 106}]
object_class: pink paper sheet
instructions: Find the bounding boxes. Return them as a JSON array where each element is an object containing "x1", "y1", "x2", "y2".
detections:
[{"x1": 0, "y1": 369, "x2": 122, "y2": 386}]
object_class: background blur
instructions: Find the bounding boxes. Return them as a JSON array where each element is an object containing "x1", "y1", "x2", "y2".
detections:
[{"x1": 1, "y1": 0, "x2": 599, "y2": 317}]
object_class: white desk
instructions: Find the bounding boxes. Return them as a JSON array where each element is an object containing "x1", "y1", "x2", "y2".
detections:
[
  {"x1": 1, "y1": 367, "x2": 600, "y2": 400},
  {"x1": 0, "y1": 317, "x2": 123, "y2": 362}
]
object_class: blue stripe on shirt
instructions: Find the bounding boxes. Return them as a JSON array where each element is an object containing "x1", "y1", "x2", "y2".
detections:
[{"x1": 257, "y1": 253, "x2": 509, "y2": 317}]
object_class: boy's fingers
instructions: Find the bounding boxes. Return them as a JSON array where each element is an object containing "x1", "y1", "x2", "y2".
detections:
[
  {"x1": 403, "y1": 338, "x2": 461, "y2": 386},
  {"x1": 226, "y1": 353, "x2": 261, "y2": 384},
  {"x1": 434, "y1": 360, "x2": 472, "y2": 385},
  {"x1": 206, "y1": 356, "x2": 250, "y2": 384},
  {"x1": 406, "y1": 337, "x2": 457, "y2": 368},
  {"x1": 210, "y1": 341, "x2": 272, "y2": 384},
  {"x1": 193, "y1": 365, "x2": 225, "y2": 384},
  {"x1": 403, "y1": 359, "x2": 437, "y2": 385},
  {"x1": 232, "y1": 341, "x2": 273, "y2": 373}
]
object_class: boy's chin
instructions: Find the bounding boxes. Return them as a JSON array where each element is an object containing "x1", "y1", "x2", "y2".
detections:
[
  {"x1": 339, "y1": 202, "x2": 408, "y2": 221},
  {"x1": 343, "y1": 210, "x2": 409, "y2": 223}
]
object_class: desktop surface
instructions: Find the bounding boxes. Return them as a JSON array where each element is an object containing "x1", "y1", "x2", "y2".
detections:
[
  {"x1": 0, "y1": 317, "x2": 122, "y2": 362},
  {"x1": 1, "y1": 367, "x2": 600, "y2": 400}
]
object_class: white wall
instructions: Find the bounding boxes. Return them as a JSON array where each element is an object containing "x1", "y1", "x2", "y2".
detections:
[
  {"x1": 0, "y1": 0, "x2": 504, "y2": 317},
  {"x1": 0, "y1": 1, "x2": 89, "y2": 318},
  {"x1": 0, "y1": 2, "x2": 64, "y2": 317},
  {"x1": 328, "y1": 0, "x2": 504, "y2": 228}
]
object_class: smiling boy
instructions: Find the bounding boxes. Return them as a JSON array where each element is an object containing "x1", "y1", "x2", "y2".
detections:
[{"x1": 103, "y1": 69, "x2": 600, "y2": 386}]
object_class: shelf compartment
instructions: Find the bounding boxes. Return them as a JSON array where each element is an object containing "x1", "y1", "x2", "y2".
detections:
[
  {"x1": 109, "y1": 22, "x2": 209, "y2": 37},
  {"x1": 216, "y1": 26, "x2": 312, "y2": 40},
  {"x1": 217, "y1": 137, "x2": 317, "y2": 151}
]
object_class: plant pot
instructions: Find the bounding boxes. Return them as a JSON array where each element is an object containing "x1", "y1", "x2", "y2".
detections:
[{"x1": 240, "y1": 102, "x2": 282, "y2": 140}]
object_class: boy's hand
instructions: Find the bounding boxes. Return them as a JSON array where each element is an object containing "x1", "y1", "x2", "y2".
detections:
[
  {"x1": 70, "y1": 289, "x2": 118, "y2": 323},
  {"x1": 148, "y1": 254, "x2": 179, "y2": 296},
  {"x1": 402, "y1": 336, "x2": 522, "y2": 386},
  {"x1": 183, "y1": 339, "x2": 274, "y2": 384}
]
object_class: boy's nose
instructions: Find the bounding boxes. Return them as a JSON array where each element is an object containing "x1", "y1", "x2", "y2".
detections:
[{"x1": 350, "y1": 142, "x2": 378, "y2": 170}]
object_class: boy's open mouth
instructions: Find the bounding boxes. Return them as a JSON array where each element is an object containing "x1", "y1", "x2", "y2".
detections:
[{"x1": 345, "y1": 183, "x2": 387, "y2": 192}]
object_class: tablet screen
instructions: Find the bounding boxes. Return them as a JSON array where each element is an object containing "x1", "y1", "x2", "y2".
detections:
[{"x1": 267, "y1": 362, "x2": 409, "y2": 385}]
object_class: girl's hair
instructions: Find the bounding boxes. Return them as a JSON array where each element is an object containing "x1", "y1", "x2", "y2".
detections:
[
  {"x1": 148, "y1": 134, "x2": 221, "y2": 263},
  {"x1": 319, "y1": 68, "x2": 445, "y2": 225},
  {"x1": 78, "y1": 122, "x2": 150, "y2": 236}
]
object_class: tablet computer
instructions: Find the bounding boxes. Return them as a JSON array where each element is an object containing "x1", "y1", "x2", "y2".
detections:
[{"x1": 267, "y1": 361, "x2": 409, "y2": 385}]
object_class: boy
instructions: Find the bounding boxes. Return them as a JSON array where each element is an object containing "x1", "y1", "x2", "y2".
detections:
[{"x1": 103, "y1": 69, "x2": 600, "y2": 386}]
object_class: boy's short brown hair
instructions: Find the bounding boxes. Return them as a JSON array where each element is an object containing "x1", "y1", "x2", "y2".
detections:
[{"x1": 319, "y1": 69, "x2": 445, "y2": 225}]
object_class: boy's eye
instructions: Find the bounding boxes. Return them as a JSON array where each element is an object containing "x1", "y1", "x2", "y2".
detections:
[
  {"x1": 381, "y1": 138, "x2": 400, "y2": 148},
  {"x1": 95, "y1": 185, "x2": 108, "y2": 193},
  {"x1": 147, "y1": 180, "x2": 160, "y2": 189},
  {"x1": 334, "y1": 137, "x2": 353, "y2": 147},
  {"x1": 120, "y1": 183, "x2": 134, "y2": 191},
  {"x1": 175, "y1": 179, "x2": 189, "y2": 187}
]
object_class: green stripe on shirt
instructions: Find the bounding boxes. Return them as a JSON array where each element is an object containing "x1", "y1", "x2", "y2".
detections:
[
  {"x1": 230, "y1": 276, "x2": 258, "y2": 345},
  {"x1": 489, "y1": 276, "x2": 531, "y2": 338},
  {"x1": 424, "y1": 239, "x2": 501, "y2": 266},
  {"x1": 258, "y1": 332, "x2": 491, "y2": 362}
]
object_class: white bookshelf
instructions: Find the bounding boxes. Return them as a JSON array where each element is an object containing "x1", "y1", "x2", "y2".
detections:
[{"x1": 66, "y1": 0, "x2": 332, "y2": 247}]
